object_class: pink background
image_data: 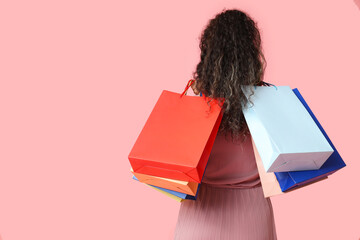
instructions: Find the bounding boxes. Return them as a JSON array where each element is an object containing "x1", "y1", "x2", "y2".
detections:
[{"x1": 1, "y1": 0, "x2": 360, "y2": 239}]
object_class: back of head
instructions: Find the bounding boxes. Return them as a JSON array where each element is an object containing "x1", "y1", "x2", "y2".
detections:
[{"x1": 193, "y1": 8, "x2": 266, "y2": 143}]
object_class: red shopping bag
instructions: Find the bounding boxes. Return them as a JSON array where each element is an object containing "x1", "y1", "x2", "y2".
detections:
[{"x1": 128, "y1": 80, "x2": 224, "y2": 183}]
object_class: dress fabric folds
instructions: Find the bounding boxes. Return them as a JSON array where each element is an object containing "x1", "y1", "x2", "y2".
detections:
[{"x1": 174, "y1": 131, "x2": 277, "y2": 240}]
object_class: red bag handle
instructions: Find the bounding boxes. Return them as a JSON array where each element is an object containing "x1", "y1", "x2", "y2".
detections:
[{"x1": 180, "y1": 79, "x2": 195, "y2": 97}]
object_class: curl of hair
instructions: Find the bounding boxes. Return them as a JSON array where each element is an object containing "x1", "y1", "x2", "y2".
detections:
[{"x1": 193, "y1": 8, "x2": 267, "y2": 143}]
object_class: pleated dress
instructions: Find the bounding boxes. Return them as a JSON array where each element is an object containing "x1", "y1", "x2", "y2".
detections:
[{"x1": 174, "y1": 131, "x2": 277, "y2": 240}]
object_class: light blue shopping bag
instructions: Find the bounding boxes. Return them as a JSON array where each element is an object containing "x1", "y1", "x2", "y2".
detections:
[{"x1": 242, "y1": 85, "x2": 333, "y2": 172}]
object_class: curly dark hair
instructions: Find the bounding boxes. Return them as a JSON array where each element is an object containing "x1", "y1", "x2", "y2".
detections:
[{"x1": 192, "y1": 8, "x2": 266, "y2": 143}]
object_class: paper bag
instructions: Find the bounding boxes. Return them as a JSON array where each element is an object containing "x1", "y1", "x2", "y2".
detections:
[
  {"x1": 132, "y1": 175, "x2": 198, "y2": 202},
  {"x1": 252, "y1": 137, "x2": 283, "y2": 198},
  {"x1": 243, "y1": 86, "x2": 333, "y2": 172},
  {"x1": 131, "y1": 168, "x2": 199, "y2": 196},
  {"x1": 274, "y1": 88, "x2": 346, "y2": 191},
  {"x1": 129, "y1": 80, "x2": 224, "y2": 182}
]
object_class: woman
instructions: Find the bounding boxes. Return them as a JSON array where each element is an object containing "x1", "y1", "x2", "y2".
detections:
[{"x1": 174, "y1": 9, "x2": 277, "y2": 239}]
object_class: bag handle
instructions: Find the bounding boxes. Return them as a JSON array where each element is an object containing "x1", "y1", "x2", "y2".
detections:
[
  {"x1": 262, "y1": 81, "x2": 276, "y2": 87},
  {"x1": 256, "y1": 81, "x2": 278, "y2": 90},
  {"x1": 180, "y1": 79, "x2": 196, "y2": 97}
]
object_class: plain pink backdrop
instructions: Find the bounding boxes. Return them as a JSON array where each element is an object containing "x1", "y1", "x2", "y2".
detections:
[{"x1": 1, "y1": 0, "x2": 360, "y2": 239}]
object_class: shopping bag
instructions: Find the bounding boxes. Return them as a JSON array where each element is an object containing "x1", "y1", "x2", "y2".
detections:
[
  {"x1": 132, "y1": 175, "x2": 198, "y2": 202},
  {"x1": 242, "y1": 85, "x2": 333, "y2": 172},
  {"x1": 253, "y1": 136, "x2": 328, "y2": 198},
  {"x1": 131, "y1": 168, "x2": 199, "y2": 196},
  {"x1": 274, "y1": 88, "x2": 346, "y2": 192},
  {"x1": 252, "y1": 137, "x2": 284, "y2": 197},
  {"x1": 129, "y1": 80, "x2": 224, "y2": 183}
]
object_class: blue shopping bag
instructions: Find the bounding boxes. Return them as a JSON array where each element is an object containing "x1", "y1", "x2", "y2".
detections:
[{"x1": 274, "y1": 88, "x2": 346, "y2": 192}]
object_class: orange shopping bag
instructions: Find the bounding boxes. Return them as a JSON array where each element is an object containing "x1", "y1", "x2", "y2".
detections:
[
  {"x1": 128, "y1": 80, "x2": 224, "y2": 183},
  {"x1": 131, "y1": 168, "x2": 199, "y2": 196}
]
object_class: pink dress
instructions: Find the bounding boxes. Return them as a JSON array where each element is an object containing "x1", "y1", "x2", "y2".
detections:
[{"x1": 174, "y1": 131, "x2": 277, "y2": 239}]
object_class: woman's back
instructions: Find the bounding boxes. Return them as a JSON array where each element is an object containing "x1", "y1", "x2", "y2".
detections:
[
  {"x1": 202, "y1": 131, "x2": 260, "y2": 188},
  {"x1": 174, "y1": 130, "x2": 277, "y2": 240}
]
